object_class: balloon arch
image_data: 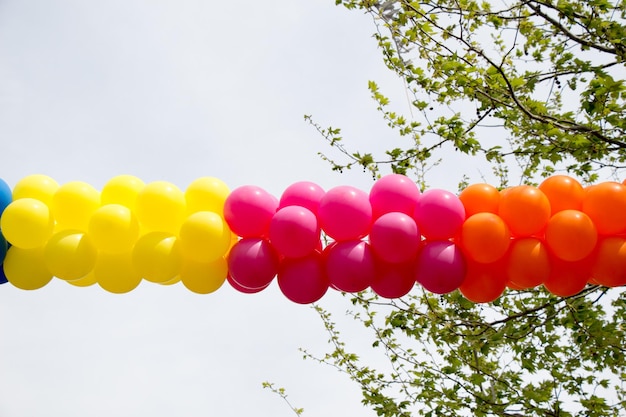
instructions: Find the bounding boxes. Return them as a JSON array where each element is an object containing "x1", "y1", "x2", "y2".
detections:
[{"x1": 0, "y1": 174, "x2": 624, "y2": 304}]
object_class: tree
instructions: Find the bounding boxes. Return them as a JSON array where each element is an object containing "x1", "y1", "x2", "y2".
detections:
[{"x1": 298, "y1": 1, "x2": 626, "y2": 416}]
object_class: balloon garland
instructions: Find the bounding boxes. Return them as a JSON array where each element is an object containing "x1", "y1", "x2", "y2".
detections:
[{"x1": 0, "y1": 173, "x2": 625, "y2": 304}]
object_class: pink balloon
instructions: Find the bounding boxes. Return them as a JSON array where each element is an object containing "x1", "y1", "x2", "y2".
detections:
[
  {"x1": 369, "y1": 174, "x2": 420, "y2": 219},
  {"x1": 227, "y1": 238, "x2": 279, "y2": 290},
  {"x1": 415, "y1": 240, "x2": 466, "y2": 294},
  {"x1": 279, "y1": 181, "x2": 325, "y2": 216},
  {"x1": 371, "y1": 258, "x2": 416, "y2": 299},
  {"x1": 278, "y1": 251, "x2": 329, "y2": 304},
  {"x1": 224, "y1": 185, "x2": 278, "y2": 238},
  {"x1": 269, "y1": 206, "x2": 320, "y2": 258},
  {"x1": 369, "y1": 212, "x2": 421, "y2": 263},
  {"x1": 318, "y1": 186, "x2": 372, "y2": 241},
  {"x1": 227, "y1": 274, "x2": 271, "y2": 294},
  {"x1": 324, "y1": 240, "x2": 375, "y2": 293},
  {"x1": 413, "y1": 189, "x2": 465, "y2": 240}
]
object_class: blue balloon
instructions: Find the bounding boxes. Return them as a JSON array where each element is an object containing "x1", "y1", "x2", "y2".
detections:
[
  {"x1": 0, "y1": 265, "x2": 7, "y2": 285},
  {"x1": 0, "y1": 178, "x2": 12, "y2": 217},
  {"x1": 0, "y1": 234, "x2": 7, "y2": 263}
]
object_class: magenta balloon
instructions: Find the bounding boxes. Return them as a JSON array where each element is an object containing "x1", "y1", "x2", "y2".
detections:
[
  {"x1": 369, "y1": 174, "x2": 420, "y2": 219},
  {"x1": 278, "y1": 251, "x2": 329, "y2": 304},
  {"x1": 318, "y1": 186, "x2": 372, "y2": 241},
  {"x1": 415, "y1": 240, "x2": 466, "y2": 294},
  {"x1": 278, "y1": 181, "x2": 325, "y2": 216},
  {"x1": 227, "y1": 238, "x2": 279, "y2": 290},
  {"x1": 371, "y1": 258, "x2": 416, "y2": 299},
  {"x1": 224, "y1": 185, "x2": 278, "y2": 238},
  {"x1": 269, "y1": 206, "x2": 320, "y2": 258},
  {"x1": 413, "y1": 189, "x2": 465, "y2": 240},
  {"x1": 227, "y1": 274, "x2": 271, "y2": 294},
  {"x1": 324, "y1": 240, "x2": 375, "y2": 292},
  {"x1": 369, "y1": 212, "x2": 421, "y2": 263}
]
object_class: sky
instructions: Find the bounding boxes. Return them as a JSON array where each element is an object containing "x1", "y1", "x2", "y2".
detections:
[{"x1": 0, "y1": 1, "x2": 481, "y2": 416}]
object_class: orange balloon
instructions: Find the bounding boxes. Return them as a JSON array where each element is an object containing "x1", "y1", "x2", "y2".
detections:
[
  {"x1": 460, "y1": 213, "x2": 511, "y2": 263},
  {"x1": 582, "y1": 182, "x2": 626, "y2": 235},
  {"x1": 538, "y1": 175, "x2": 584, "y2": 214},
  {"x1": 498, "y1": 185, "x2": 551, "y2": 236},
  {"x1": 591, "y1": 237, "x2": 626, "y2": 287},
  {"x1": 506, "y1": 237, "x2": 550, "y2": 289},
  {"x1": 459, "y1": 259, "x2": 507, "y2": 303},
  {"x1": 458, "y1": 183, "x2": 500, "y2": 218},
  {"x1": 545, "y1": 210, "x2": 597, "y2": 262},
  {"x1": 543, "y1": 255, "x2": 591, "y2": 297}
]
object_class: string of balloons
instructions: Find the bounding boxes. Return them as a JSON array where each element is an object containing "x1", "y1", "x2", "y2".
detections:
[{"x1": 0, "y1": 173, "x2": 624, "y2": 304}]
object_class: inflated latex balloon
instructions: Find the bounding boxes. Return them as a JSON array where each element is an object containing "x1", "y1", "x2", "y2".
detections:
[
  {"x1": 415, "y1": 240, "x2": 465, "y2": 294},
  {"x1": 582, "y1": 181, "x2": 626, "y2": 235},
  {"x1": 66, "y1": 272, "x2": 98, "y2": 288},
  {"x1": 52, "y1": 181, "x2": 101, "y2": 231},
  {"x1": 136, "y1": 181, "x2": 186, "y2": 234},
  {"x1": 0, "y1": 267, "x2": 8, "y2": 285},
  {"x1": 224, "y1": 185, "x2": 278, "y2": 238},
  {"x1": 228, "y1": 238, "x2": 279, "y2": 290},
  {"x1": 101, "y1": 175, "x2": 145, "y2": 211},
  {"x1": 3, "y1": 246, "x2": 53, "y2": 290},
  {"x1": 413, "y1": 188, "x2": 465, "y2": 240},
  {"x1": 278, "y1": 181, "x2": 325, "y2": 216},
  {"x1": 545, "y1": 210, "x2": 597, "y2": 262},
  {"x1": 94, "y1": 251, "x2": 142, "y2": 294},
  {"x1": 460, "y1": 259, "x2": 507, "y2": 303},
  {"x1": 538, "y1": 175, "x2": 584, "y2": 214},
  {"x1": 591, "y1": 237, "x2": 626, "y2": 287},
  {"x1": 179, "y1": 211, "x2": 232, "y2": 262},
  {"x1": 227, "y1": 274, "x2": 271, "y2": 294},
  {"x1": 371, "y1": 259, "x2": 416, "y2": 299},
  {"x1": 269, "y1": 206, "x2": 320, "y2": 258},
  {"x1": 369, "y1": 212, "x2": 420, "y2": 263},
  {"x1": 506, "y1": 238, "x2": 550, "y2": 289},
  {"x1": 543, "y1": 255, "x2": 591, "y2": 297},
  {"x1": 0, "y1": 233, "x2": 7, "y2": 264},
  {"x1": 324, "y1": 240, "x2": 375, "y2": 293},
  {"x1": 369, "y1": 174, "x2": 420, "y2": 219},
  {"x1": 1, "y1": 198, "x2": 54, "y2": 249},
  {"x1": 0, "y1": 178, "x2": 12, "y2": 216},
  {"x1": 278, "y1": 251, "x2": 329, "y2": 304},
  {"x1": 132, "y1": 232, "x2": 182, "y2": 284},
  {"x1": 458, "y1": 183, "x2": 500, "y2": 217},
  {"x1": 12, "y1": 174, "x2": 59, "y2": 206},
  {"x1": 185, "y1": 176, "x2": 230, "y2": 216},
  {"x1": 88, "y1": 204, "x2": 140, "y2": 253},
  {"x1": 180, "y1": 256, "x2": 228, "y2": 294},
  {"x1": 460, "y1": 212, "x2": 511, "y2": 264},
  {"x1": 318, "y1": 186, "x2": 372, "y2": 241},
  {"x1": 498, "y1": 185, "x2": 550, "y2": 237},
  {"x1": 44, "y1": 231, "x2": 97, "y2": 281}
]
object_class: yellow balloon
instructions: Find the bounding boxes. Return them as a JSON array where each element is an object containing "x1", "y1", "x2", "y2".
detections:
[
  {"x1": 179, "y1": 211, "x2": 232, "y2": 262},
  {"x1": 52, "y1": 181, "x2": 101, "y2": 231},
  {"x1": 94, "y1": 251, "x2": 142, "y2": 294},
  {"x1": 185, "y1": 177, "x2": 230, "y2": 216},
  {"x1": 136, "y1": 181, "x2": 186, "y2": 234},
  {"x1": 88, "y1": 204, "x2": 139, "y2": 253},
  {"x1": 3, "y1": 246, "x2": 53, "y2": 290},
  {"x1": 160, "y1": 275, "x2": 182, "y2": 286},
  {"x1": 12, "y1": 174, "x2": 59, "y2": 205},
  {"x1": 66, "y1": 271, "x2": 98, "y2": 287},
  {"x1": 132, "y1": 232, "x2": 182, "y2": 283},
  {"x1": 181, "y1": 256, "x2": 227, "y2": 294},
  {"x1": 0, "y1": 198, "x2": 54, "y2": 249},
  {"x1": 101, "y1": 175, "x2": 145, "y2": 211},
  {"x1": 44, "y1": 231, "x2": 97, "y2": 281}
]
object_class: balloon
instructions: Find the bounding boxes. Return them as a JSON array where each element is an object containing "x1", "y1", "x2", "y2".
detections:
[
  {"x1": 1, "y1": 198, "x2": 54, "y2": 249},
  {"x1": 227, "y1": 238, "x2": 279, "y2": 290},
  {"x1": 0, "y1": 266, "x2": 8, "y2": 285},
  {"x1": 136, "y1": 181, "x2": 186, "y2": 234},
  {"x1": 101, "y1": 175, "x2": 145, "y2": 211},
  {"x1": 66, "y1": 272, "x2": 98, "y2": 288},
  {"x1": 0, "y1": 178, "x2": 12, "y2": 216},
  {"x1": 278, "y1": 251, "x2": 329, "y2": 304},
  {"x1": 88, "y1": 204, "x2": 140, "y2": 253},
  {"x1": 44, "y1": 231, "x2": 97, "y2": 281},
  {"x1": 459, "y1": 213, "x2": 511, "y2": 264},
  {"x1": 52, "y1": 181, "x2": 101, "y2": 231},
  {"x1": 0, "y1": 233, "x2": 7, "y2": 264},
  {"x1": 224, "y1": 185, "x2": 278, "y2": 238},
  {"x1": 12, "y1": 174, "x2": 59, "y2": 206},
  {"x1": 538, "y1": 175, "x2": 584, "y2": 214},
  {"x1": 278, "y1": 181, "x2": 325, "y2": 216},
  {"x1": 180, "y1": 256, "x2": 228, "y2": 294},
  {"x1": 132, "y1": 232, "x2": 182, "y2": 284},
  {"x1": 269, "y1": 206, "x2": 320, "y2": 258},
  {"x1": 413, "y1": 188, "x2": 465, "y2": 240},
  {"x1": 227, "y1": 274, "x2": 271, "y2": 294},
  {"x1": 324, "y1": 240, "x2": 375, "y2": 293},
  {"x1": 460, "y1": 259, "x2": 508, "y2": 303},
  {"x1": 179, "y1": 211, "x2": 232, "y2": 262},
  {"x1": 458, "y1": 183, "x2": 500, "y2": 217},
  {"x1": 318, "y1": 186, "x2": 372, "y2": 241},
  {"x1": 369, "y1": 212, "x2": 420, "y2": 263},
  {"x1": 369, "y1": 174, "x2": 420, "y2": 219},
  {"x1": 3, "y1": 246, "x2": 53, "y2": 290},
  {"x1": 582, "y1": 182, "x2": 626, "y2": 235},
  {"x1": 94, "y1": 251, "x2": 142, "y2": 294},
  {"x1": 371, "y1": 258, "x2": 416, "y2": 299},
  {"x1": 506, "y1": 238, "x2": 550, "y2": 289},
  {"x1": 185, "y1": 177, "x2": 230, "y2": 216},
  {"x1": 543, "y1": 255, "x2": 591, "y2": 297},
  {"x1": 498, "y1": 185, "x2": 550, "y2": 236},
  {"x1": 415, "y1": 240, "x2": 466, "y2": 294},
  {"x1": 544, "y1": 210, "x2": 597, "y2": 262},
  {"x1": 591, "y1": 237, "x2": 626, "y2": 287}
]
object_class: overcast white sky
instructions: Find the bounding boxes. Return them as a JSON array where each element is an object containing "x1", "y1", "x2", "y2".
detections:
[{"x1": 0, "y1": 1, "x2": 477, "y2": 416}]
